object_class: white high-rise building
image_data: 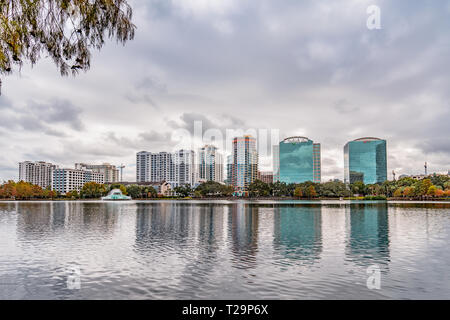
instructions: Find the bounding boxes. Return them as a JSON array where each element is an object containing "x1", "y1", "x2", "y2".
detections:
[
  {"x1": 136, "y1": 150, "x2": 196, "y2": 187},
  {"x1": 75, "y1": 163, "x2": 119, "y2": 183},
  {"x1": 18, "y1": 161, "x2": 56, "y2": 188},
  {"x1": 173, "y1": 149, "x2": 196, "y2": 187},
  {"x1": 273, "y1": 145, "x2": 280, "y2": 183},
  {"x1": 52, "y1": 168, "x2": 105, "y2": 194},
  {"x1": 198, "y1": 145, "x2": 223, "y2": 183}
]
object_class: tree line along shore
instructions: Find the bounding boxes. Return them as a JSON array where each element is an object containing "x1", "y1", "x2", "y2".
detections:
[{"x1": 1, "y1": 175, "x2": 449, "y2": 201}]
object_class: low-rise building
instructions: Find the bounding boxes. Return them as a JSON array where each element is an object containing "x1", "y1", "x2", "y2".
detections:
[
  {"x1": 52, "y1": 168, "x2": 105, "y2": 194},
  {"x1": 257, "y1": 171, "x2": 274, "y2": 184},
  {"x1": 75, "y1": 163, "x2": 120, "y2": 183}
]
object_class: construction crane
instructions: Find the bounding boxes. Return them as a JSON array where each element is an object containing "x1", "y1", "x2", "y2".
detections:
[{"x1": 118, "y1": 164, "x2": 125, "y2": 182}]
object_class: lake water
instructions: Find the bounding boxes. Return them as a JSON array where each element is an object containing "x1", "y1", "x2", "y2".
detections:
[{"x1": 0, "y1": 200, "x2": 449, "y2": 300}]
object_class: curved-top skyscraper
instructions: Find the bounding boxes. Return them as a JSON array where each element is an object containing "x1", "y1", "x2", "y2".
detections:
[
  {"x1": 344, "y1": 137, "x2": 387, "y2": 184},
  {"x1": 279, "y1": 137, "x2": 321, "y2": 183}
]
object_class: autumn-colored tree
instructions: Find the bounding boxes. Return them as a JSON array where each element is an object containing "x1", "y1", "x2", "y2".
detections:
[
  {"x1": 0, "y1": 0, "x2": 135, "y2": 93},
  {"x1": 305, "y1": 185, "x2": 317, "y2": 198},
  {"x1": 427, "y1": 185, "x2": 437, "y2": 197},
  {"x1": 414, "y1": 179, "x2": 432, "y2": 197},
  {"x1": 294, "y1": 186, "x2": 303, "y2": 198},
  {"x1": 81, "y1": 181, "x2": 106, "y2": 198},
  {"x1": 403, "y1": 186, "x2": 414, "y2": 197},
  {"x1": 66, "y1": 190, "x2": 80, "y2": 199},
  {"x1": 393, "y1": 188, "x2": 403, "y2": 198},
  {"x1": 435, "y1": 189, "x2": 444, "y2": 197}
]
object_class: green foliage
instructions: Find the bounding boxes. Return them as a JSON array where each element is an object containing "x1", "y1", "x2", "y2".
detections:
[
  {"x1": 66, "y1": 190, "x2": 79, "y2": 199},
  {"x1": 364, "y1": 195, "x2": 387, "y2": 200},
  {"x1": 351, "y1": 181, "x2": 367, "y2": 195},
  {"x1": 125, "y1": 184, "x2": 157, "y2": 199},
  {"x1": 80, "y1": 181, "x2": 107, "y2": 198},
  {"x1": 109, "y1": 183, "x2": 127, "y2": 195},
  {"x1": 195, "y1": 181, "x2": 233, "y2": 197},
  {"x1": 0, "y1": 0, "x2": 135, "y2": 92},
  {"x1": 293, "y1": 186, "x2": 303, "y2": 198},
  {"x1": 319, "y1": 181, "x2": 352, "y2": 197},
  {"x1": 271, "y1": 181, "x2": 289, "y2": 197},
  {"x1": 248, "y1": 179, "x2": 271, "y2": 197},
  {"x1": 174, "y1": 184, "x2": 193, "y2": 197},
  {"x1": 430, "y1": 174, "x2": 450, "y2": 189}
]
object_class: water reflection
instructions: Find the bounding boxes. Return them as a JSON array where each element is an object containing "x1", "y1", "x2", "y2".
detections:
[
  {"x1": 346, "y1": 203, "x2": 390, "y2": 266},
  {"x1": 15, "y1": 202, "x2": 119, "y2": 241},
  {"x1": 273, "y1": 205, "x2": 322, "y2": 264},
  {"x1": 229, "y1": 203, "x2": 259, "y2": 269},
  {"x1": 0, "y1": 201, "x2": 449, "y2": 299}
]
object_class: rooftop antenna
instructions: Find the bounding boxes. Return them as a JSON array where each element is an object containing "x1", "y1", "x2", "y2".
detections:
[
  {"x1": 118, "y1": 164, "x2": 125, "y2": 182},
  {"x1": 424, "y1": 162, "x2": 428, "y2": 176},
  {"x1": 392, "y1": 170, "x2": 396, "y2": 181}
]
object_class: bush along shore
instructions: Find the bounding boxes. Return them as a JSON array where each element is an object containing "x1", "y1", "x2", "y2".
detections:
[{"x1": 1, "y1": 176, "x2": 449, "y2": 201}]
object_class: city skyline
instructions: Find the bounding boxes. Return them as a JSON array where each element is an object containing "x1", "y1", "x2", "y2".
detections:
[
  {"x1": 1, "y1": 0, "x2": 449, "y2": 182},
  {"x1": 10, "y1": 135, "x2": 449, "y2": 188}
]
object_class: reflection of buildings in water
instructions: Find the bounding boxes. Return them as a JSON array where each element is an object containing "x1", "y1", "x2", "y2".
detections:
[
  {"x1": 134, "y1": 202, "x2": 229, "y2": 289},
  {"x1": 134, "y1": 202, "x2": 226, "y2": 253},
  {"x1": 345, "y1": 203, "x2": 390, "y2": 266},
  {"x1": 135, "y1": 202, "x2": 192, "y2": 250},
  {"x1": 273, "y1": 205, "x2": 322, "y2": 263},
  {"x1": 228, "y1": 203, "x2": 259, "y2": 269},
  {"x1": 16, "y1": 202, "x2": 119, "y2": 240}
]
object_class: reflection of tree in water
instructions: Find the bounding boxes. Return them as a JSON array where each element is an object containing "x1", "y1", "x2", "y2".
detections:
[
  {"x1": 16, "y1": 202, "x2": 118, "y2": 241},
  {"x1": 78, "y1": 203, "x2": 119, "y2": 235},
  {"x1": 273, "y1": 205, "x2": 322, "y2": 264},
  {"x1": 345, "y1": 203, "x2": 390, "y2": 267},
  {"x1": 0, "y1": 202, "x2": 18, "y2": 214},
  {"x1": 228, "y1": 203, "x2": 259, "y2": 270}
]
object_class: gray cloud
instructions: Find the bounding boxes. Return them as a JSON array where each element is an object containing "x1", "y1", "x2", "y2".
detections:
[
  {"x1": 1, "y1": 0, "x2": 450, "y2": 181},
  {"x1": 0, "y1": 98, "x2": 84, "y2": 134}
]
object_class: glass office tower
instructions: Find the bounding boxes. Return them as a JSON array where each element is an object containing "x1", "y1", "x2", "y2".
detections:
[
  {"x1": 279, "y1": 137, "x2": 321, "y2": 183},
  {"x1": 344, "y1": 137, "x2": 387, "y2": 184}
]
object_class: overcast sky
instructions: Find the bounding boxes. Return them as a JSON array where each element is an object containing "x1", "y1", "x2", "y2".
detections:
[{"x1": 1, "y1": 0, "x2": 449, "y2": 182}]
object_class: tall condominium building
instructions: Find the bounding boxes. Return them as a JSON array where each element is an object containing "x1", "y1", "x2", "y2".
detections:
[
  {"x1": 231, "y1": 135, "x2": 258, "y2": 192},
  {"x1": 272, "y1": 145, "x2": 280, "y2": 182},
  {"x1": 226, "y1": 155, "x2": 233, "y2": 185},
  {"x1": 52, "y1": 168, "x2": 105, "y2": 194},
  {"x1": 344, "y1": 137, "x2": 387, "y2": 184},
  {"x1": 136, "y1": 150, "x2": 196, "y2": 187},
  {"x1": 136, "y1": 151, "x2": 174, "y2": 183},
  {"x1": 173, "y1": 149, "x2": 196, "y2": 187},
  {"x1": 198, "y1": 145, "x2": 223, "y2": 183},
  {"x1": 18, "y1": 161, "x2": 56, "y2": 188},
  {"x1": 279, "y1": 137, "x2": 321, "y2": 183},
  {"x1": 257, "y1": 171, "x2": 274, "y2": 184},
  {"x1": 75, "y1": 163, "x2": 119, "y2": 183}
]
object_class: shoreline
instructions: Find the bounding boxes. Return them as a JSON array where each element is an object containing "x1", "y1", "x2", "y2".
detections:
[{"x1": 0, "y1": 197, "x2": 449, "y2": 202}]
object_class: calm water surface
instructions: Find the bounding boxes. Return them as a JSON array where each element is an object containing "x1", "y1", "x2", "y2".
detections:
[{"x1": 0, "y1": 200, "x2": 449, "y2": 299}]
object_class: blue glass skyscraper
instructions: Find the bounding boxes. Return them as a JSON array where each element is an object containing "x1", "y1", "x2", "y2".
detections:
[
  {"x1": 344, "y1": 137, "x2": 387, "y2": 184},
  {"x1": 279, "y1": 137, "x2": 321, "y2": 183}
]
